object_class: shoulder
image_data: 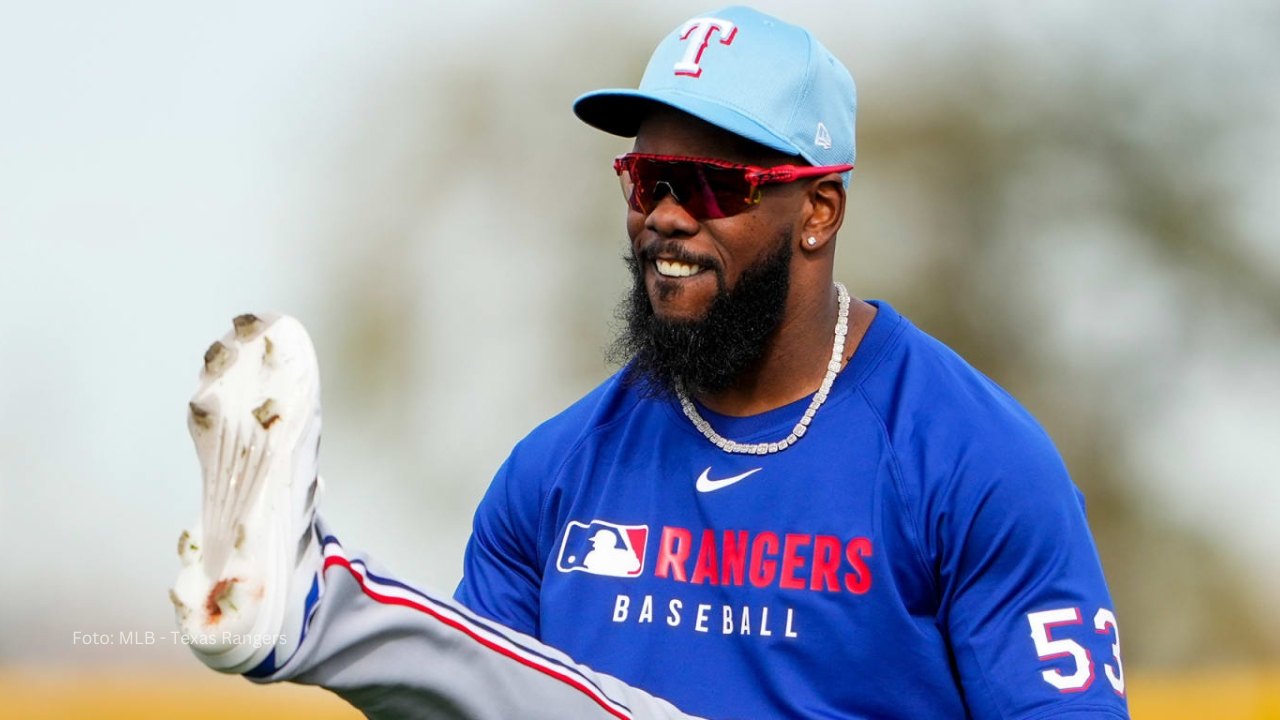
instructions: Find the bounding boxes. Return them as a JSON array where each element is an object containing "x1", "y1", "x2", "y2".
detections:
[
  {"x1": 859, "y1": 307, "x2": 1092, "y2": 579},
  {"x1": 860, "y1": 307, "x2": 1061, "y2": 475},
  {"x1": 856, "y1": 306, "x2": 1080, "y2": 553}
]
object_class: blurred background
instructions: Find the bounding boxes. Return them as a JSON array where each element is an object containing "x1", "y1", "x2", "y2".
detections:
[{"x1": 1, "y1": 0, "x2": 1277, "y2": 717}]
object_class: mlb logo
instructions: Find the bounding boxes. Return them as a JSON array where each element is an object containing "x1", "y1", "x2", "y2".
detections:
[{"x1": 556, "y1": 520, "x2": 649, "y2": 578}]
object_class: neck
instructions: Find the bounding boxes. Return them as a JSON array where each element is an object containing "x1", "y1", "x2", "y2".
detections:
[{"x1": 693, "y1": 285, "x2": 876, "y2": 417}]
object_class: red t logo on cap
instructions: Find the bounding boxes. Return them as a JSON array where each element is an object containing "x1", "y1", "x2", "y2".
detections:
[{"x1": 673, "y1": 18, "x2": 737, "y2": 78}]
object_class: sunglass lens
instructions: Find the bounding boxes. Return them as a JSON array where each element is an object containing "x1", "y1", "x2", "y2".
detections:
[
  {"x1": 618, "y1": 165, "x2": 640, "y2": 212},
  {"x1": 697, "y1": 163, "x2": 755, "y2": 218},
  {"x1": 618, "y1": 157, "x2": 753, "y2": 220}
]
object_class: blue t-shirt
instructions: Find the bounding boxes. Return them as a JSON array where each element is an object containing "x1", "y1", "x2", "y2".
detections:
[{"x1": 455, "y1": 301, "x2": 1129, "y2": 719}]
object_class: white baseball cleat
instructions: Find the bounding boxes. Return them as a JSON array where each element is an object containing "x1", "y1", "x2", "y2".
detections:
[{"x1": 171, "y1": 313, "x2": 324, "y2": 674}]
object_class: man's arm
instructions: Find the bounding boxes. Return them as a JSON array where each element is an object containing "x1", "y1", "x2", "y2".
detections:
[
  {"x1": 171, "y1": 314, "x2": 706, "y2": 719},
  {"x1": 930, "y1": 425, "x2": 1130, "y2": 719}
]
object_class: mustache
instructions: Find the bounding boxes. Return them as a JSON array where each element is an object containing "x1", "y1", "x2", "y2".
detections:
[{"x1": 634, "y1": 241, "x2": 723, "y2": 274}]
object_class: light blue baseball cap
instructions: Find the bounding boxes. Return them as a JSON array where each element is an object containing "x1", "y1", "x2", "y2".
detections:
[{"x1": 574, "y1": 6, "x2": 857, "y2": 184}]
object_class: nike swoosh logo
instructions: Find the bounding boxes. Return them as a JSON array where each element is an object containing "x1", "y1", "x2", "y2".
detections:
[{"x1": 696, "y1": 467, "x2": 763, "y2": 493}]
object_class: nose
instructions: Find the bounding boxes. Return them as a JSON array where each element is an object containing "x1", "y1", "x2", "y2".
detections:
[{"x1": 643, "y1": 193, "x2": 699, "y2": 237}]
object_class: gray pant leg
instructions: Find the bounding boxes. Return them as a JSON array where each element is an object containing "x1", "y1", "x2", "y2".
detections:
[{"x1": 259, "y1": 526, "x2": 705, "y2": 720}]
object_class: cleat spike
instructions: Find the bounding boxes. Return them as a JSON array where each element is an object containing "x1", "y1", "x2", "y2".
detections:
[
  {"x1": 233, "y1": 313, "x2": 263, "y2": 339},
  {"x1": 188, "y1": 401, "x2": 213, "y2": 430},
  {"x1": 252, "y1": 398, "x2": 281, "y2": 429},
  {"x1": 234, "y1": 523, "x2": 245, "y2": 551},
  {"x1": 177, "y1": 530, "x2": 189, "y2": 557},
  {"x1": 262, "y1": 336, "x2": 275, "y2": 366},
  {"x1": 203, "y1": 341, "x2": 233, "y2": 376}
]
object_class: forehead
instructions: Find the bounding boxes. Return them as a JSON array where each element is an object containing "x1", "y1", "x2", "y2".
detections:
[{"x1": 632, "y1": 107, "x2": 798, "y2": 165}]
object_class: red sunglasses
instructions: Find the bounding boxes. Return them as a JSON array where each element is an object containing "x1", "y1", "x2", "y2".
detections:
[{"x1": 613, "y1": 153, "x2": 854, "y2": 220}]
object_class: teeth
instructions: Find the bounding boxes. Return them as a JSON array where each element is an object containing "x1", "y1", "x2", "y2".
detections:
[{"x1": 655, "y1": 259, "x2": 702, "y2": 278}]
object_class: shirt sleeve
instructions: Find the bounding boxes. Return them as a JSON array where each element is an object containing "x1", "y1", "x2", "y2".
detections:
[
  {"x1": 454, "y1": 448, "x2": 546, "y2": 638},
  {"x1": 928, "y1": 425, "x2": 1130, "y2": 720}
]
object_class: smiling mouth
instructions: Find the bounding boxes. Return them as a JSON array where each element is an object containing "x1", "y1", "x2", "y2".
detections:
[{"x1": 654, "y1": 259, "x2": 705, "y2": 278}]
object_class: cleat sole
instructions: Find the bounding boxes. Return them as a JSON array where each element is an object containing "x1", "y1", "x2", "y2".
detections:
[{"x1": 172, "y1": 311, "x2": 322, "y2": 673}]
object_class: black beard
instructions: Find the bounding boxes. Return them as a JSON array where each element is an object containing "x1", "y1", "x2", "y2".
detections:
[{"x1": 608, "y1": 232, "x2": 792, "y2": 398}]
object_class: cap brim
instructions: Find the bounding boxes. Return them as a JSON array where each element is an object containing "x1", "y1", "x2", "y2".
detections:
[{"x1": 573, "y1": 89, "x2": 805, "y2": 160}]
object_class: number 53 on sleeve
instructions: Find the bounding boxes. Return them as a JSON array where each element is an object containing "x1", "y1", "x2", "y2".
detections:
[{"x1": 1027, "y1": 607, "x2": 1125, "y2": 696}]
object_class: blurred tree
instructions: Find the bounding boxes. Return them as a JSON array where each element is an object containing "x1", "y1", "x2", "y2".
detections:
[{"x1": 843, "y1": 26, "x2": 1279, "y2": 666}]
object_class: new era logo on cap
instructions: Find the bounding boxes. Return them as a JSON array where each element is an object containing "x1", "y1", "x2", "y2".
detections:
[{"x1": 814, "y1": 122, "x2": 832, "y2": 149}]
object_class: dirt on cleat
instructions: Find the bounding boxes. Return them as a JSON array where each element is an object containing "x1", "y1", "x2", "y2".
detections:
[
  {"x1": 203, "y1": 341, "x2": 234, "y2": 376},
  {"x1": 233, "y1": 313, "x2": 263, "y2": 339},
  {"x1": 188, "y1": 401, "x2": 212, "y2": 430},
  {"x1": 206, "y1": 577, "x2": 239, "y2": 621},
  {"x1": 252, "y1": 398, "x2": 281, "y2": 429},
  {"x1": 178, "y1": 530, "x2": 200, "y2": 567}
]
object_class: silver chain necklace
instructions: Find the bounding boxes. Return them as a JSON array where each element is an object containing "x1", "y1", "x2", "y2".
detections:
[{"x1": 676, "y1": 282, "x2": 850, "y2": 455}]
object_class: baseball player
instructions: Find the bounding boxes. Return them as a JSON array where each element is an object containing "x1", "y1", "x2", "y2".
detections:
[{"x1": 172, "y1": 7, "x2": 1131, "y2": 719}]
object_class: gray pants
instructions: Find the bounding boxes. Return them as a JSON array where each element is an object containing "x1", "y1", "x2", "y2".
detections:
[{"x1": 259, "y1": 523, "x2": 705, "y2": 720}]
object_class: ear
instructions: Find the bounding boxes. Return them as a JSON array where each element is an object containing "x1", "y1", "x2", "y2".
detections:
[{"x1": 799, "y1": 175, "x2": 846, "y2": 252}]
